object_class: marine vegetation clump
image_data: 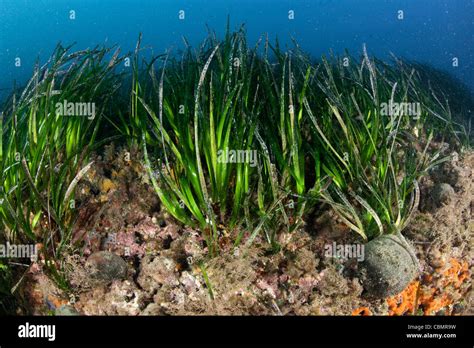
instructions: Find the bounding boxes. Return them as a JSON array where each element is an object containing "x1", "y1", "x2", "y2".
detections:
[
  {"x1": 304, "y1": 48, "x2": 454, "y2": 242},
  {"x1": 126, "y1": 30, "x2": 466, "y2": 251},
  {"x1": 122, "y1": 28, "x2": 323, "y2": 255},
  {"x1": 0, "y1": 27, "x2": 471, "y2": 306},
  {"x1": 135, "y1": 30, "x2": 263, "y2": 255},
  {"x1": 0, "y1": 44, "x2": 123, "y2": 287}
]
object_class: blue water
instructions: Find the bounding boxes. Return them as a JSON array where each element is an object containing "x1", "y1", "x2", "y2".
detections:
[{"x1": 1, "y1": 0, "x2": 473, "y2": 100}]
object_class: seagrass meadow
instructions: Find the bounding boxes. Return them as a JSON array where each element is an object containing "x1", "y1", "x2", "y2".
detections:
[{"x1": 0, "y1": 27, "x2": 472, "y2": 315}]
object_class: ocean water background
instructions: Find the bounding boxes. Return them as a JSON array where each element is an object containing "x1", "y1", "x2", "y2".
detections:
[{"x1": 0, "y1": 0, "x2": 473, "y2": 101}]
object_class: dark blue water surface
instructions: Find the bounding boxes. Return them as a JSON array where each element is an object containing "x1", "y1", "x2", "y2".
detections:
[{"x1": 1, "y1": 0, "x2": 473, "y2": 99}]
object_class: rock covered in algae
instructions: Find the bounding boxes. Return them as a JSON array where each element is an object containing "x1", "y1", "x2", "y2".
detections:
[
  {"x1": 358, "y1": 234, "x2": 419, "y2": 298},
  {"x1": 85, "y1": 251, "x2": 128, "y2": 283}
]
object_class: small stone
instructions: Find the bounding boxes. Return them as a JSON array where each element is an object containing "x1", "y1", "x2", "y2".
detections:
[
  {"x1": 180, "y1": 271, "x2": 202, "y2": 294},
  {"x1": 55, "y1": 305, "x2": 79, "y2": 316},
  {"x1": 428, "y1": 249, "x2": 446, "y2": 269},
  {"x1": 85, "y1": 251, "x2": 128, "y2": 283},
  {"x1": 433, "y1": 183, "x2": 455, "y2": 205},
  {"x1": 452, "y1": 303, "x2": 465, "y2": 315}
]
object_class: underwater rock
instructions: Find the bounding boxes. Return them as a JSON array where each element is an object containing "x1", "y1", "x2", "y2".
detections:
[
  {"x1": 140, "y1": 303, "x2": 162, "y2": 315},
  {"x1": 433, "y1": 183, "x2": 455, "y2": 205},
  {"x1": 137, "y1": 255, "x2": 179, "y2": 292},
  {"x1": 85, "y1": 251, "x2": 128, "y2": 283},
  {"x1": 358, "y1": 234, "x2": 419, "y2": 298},
  {"x1": 54, "y1": 305, "x2": 79, "y2": 316},
  {"x1": 180, "y1": 271, "x2": 202, "y2": 295}
]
